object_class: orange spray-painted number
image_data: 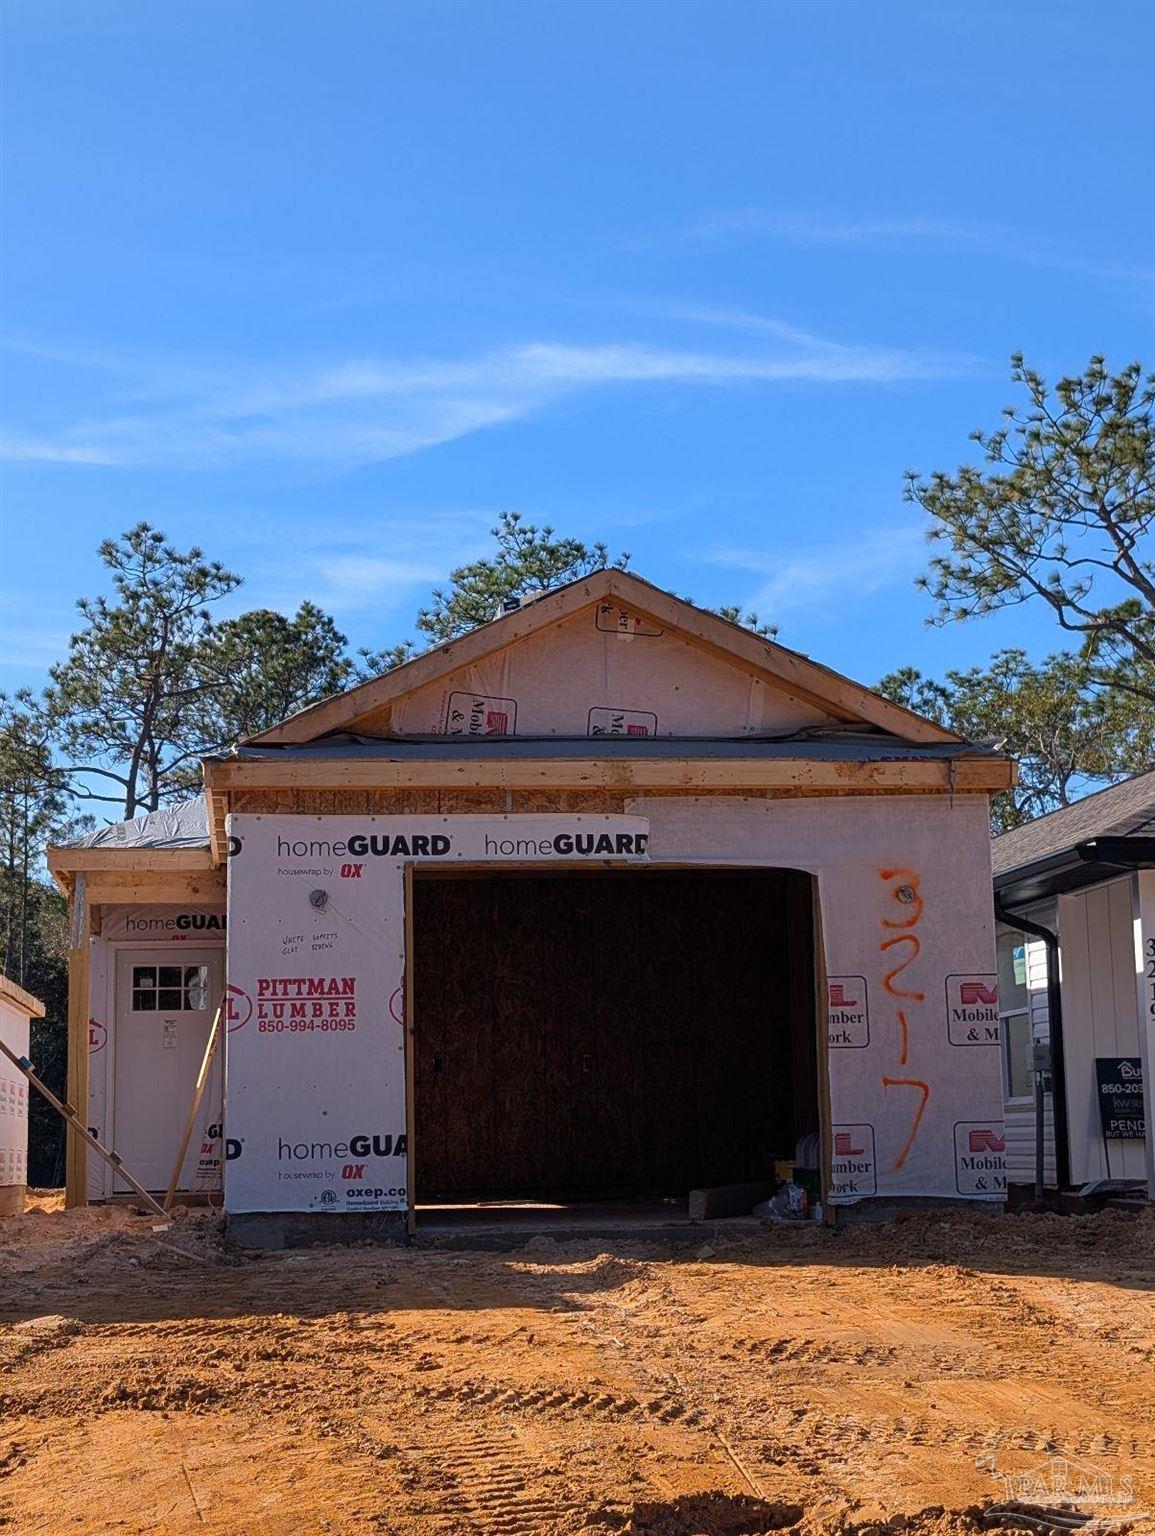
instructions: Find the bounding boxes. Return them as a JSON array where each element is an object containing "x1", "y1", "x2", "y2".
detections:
[
  {"x1": 879, "y1": 933, "x2": 926, "y2": 1001},
  {"x1": 876, "y1": 866, "x2": 929, "y2": 1171},
  {"x1": 882, "y1": 1077, "x2": 930, "y2": 1170}
]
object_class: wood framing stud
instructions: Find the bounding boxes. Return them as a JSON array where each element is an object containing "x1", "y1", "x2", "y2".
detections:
[
  {"x1": 65, "y1": 943, "x2": 89, "y2": 1208},
  {"x1": 208, "y1": 788, "x2": 230, "y2": 868}
]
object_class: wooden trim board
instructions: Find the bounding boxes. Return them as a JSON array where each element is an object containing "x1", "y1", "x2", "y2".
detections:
[
  {"x1": 47, "y1": 847, "x2": 215, "y2": 876},
  {"x1": 78, "y1": 870, "x2": 227, "y2": 905},
  {"x1": 65, "y1": 943, "x2": 89, "y2": 1208},
  {"x1": 206, "y1": 754, "x2": 1013, "y2": 794},
  {"x1": 404, "y1": 862, "x2": 417, "y2": 1237},
  {"x1": 0, "y1": 972, "x2": 46, "y2": 1018}
]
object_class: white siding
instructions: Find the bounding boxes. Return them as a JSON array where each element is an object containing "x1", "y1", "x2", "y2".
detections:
[
  {"x1": 1001, "y1": 908, "x2": 1058, "y2": 1188},
  {"x1": 1058, "y1": 875, "x2": 1145, "y2": 1184}
]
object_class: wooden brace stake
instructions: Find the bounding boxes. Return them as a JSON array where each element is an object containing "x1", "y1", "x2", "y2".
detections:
[
  {"x1": 0, "y1": 1036, "x2": 167, "y2": 1220},
  {"x1": 163, "y1": 997, "x2": 225, "y2": 1212}
]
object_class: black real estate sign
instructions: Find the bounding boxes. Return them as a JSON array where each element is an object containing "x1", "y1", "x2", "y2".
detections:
[{"x1": 1094, "y1": 1057, "x2": 1146, "y2": 1140}]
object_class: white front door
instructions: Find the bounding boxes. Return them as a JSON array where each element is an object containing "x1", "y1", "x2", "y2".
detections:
[{"x1": 113, "y1": 951, "x2": 224, "y2": 1193}]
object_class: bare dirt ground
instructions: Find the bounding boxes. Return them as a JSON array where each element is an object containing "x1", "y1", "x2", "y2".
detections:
[{"x1": 1, "y1": 1195, "x2": 1153, "y2": 1536}]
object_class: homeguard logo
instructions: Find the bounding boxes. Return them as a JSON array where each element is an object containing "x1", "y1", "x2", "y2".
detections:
[
  {"x1": 122, "y1": 911, "x2": 226, "y2": 933},
  {"x1": 278, "y1": 1133, "x2": 407, "y2": 1161},
  {"x1": 827, "y1": 976, "x2": 869, "y2": 1049},
  {"x1": 954, "y1": 1121, "x2": 1006, "y2": 1195},
  {"x1": 945, "y1": 974, "x2": 1000, "y2": 1046},
  {"x1": 483, "y1": 829, "x2": 648, "y2": 857},
  {"x1": 829, "y1": 1124, "x2": 877, "y2": 1197},
  {"x1": 276, "y1": 832, "x2": 452, "y2": 859}
]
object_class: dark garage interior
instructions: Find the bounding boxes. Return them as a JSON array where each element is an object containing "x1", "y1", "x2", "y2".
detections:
[{"x1": 411, "y1": 867, "x2": 820, "y2": 1202}]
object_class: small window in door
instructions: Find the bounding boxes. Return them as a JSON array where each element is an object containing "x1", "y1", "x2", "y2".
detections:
[
  {"x1": 131, "y1": 963, "x2": 210, "y2": 1011},
  {"x1": 184, "y1": 966, "x2": 210, "y2": 1010}
]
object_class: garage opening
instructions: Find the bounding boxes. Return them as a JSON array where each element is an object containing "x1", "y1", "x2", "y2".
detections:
[{"x1": 411, "y1": 867, "x2": 820, "y2": 1204}]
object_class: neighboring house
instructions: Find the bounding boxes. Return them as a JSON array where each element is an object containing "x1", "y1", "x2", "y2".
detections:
[{"x1": 992, "y1": 770, "x2": 1155, "y2": 1200}]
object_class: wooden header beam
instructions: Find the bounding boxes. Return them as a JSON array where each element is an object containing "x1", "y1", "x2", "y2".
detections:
[
  {"x1": 206, "y1": 753, "x2": 1014, "y2": 795},
  {"x1": 47, "y1": 847, "x2": 215, "y2": 876},
  {"x1": 79, "y1": 869, "x2": 226, "y2": 905},
  {"x1": 46, "y1": 846, "x2": 225, "y2": 906}
]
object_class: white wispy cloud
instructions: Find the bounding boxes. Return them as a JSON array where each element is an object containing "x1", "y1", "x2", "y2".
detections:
[
  {"x1": 0, "y1": 432, "x2": 125, "y2": 466},
  {"x1": 244, "y1": 512, "x2": 493, "y2": 617},
  {"x1": 699, "y1": 523, "x2": 926, "y2": 621},
  {"x1": 0, "y1": 326, "x2": 968, "y2": 471},
  {"x1": 686, "y1": 211, "x2": 1155, "y2": 286}
]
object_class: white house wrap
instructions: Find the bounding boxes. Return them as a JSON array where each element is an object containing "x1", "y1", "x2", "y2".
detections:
[
  {"x1": 225, "y1": 815, "x2": 650, "y2": 1214},
  {"x1": 223, "y1": 800, "x2": 1003, "y2": 1216}
]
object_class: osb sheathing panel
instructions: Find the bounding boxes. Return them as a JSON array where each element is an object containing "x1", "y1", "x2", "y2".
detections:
[
  {"x1": 228, "y1": 783, "x2": 977, "y2": 819},
  {"x1": 230, "y1": 789, "x2": 441, "y2": 815}
]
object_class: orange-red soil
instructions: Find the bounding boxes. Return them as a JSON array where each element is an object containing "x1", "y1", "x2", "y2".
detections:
[{"x1": 1, "y1": 1195, "x2": 1152, "y2": 1536}]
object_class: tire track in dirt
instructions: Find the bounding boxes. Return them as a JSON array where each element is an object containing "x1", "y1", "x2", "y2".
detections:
[
  {"x1": 418, "y1": 1374, "x2": 706, "y2": 1426},
  {"x1": 402, "y1": 1429, "x2": 582, "y2": 1535},
  {"x1": 721, "y1": 1335, "x2": 901, "y2": 1366}
]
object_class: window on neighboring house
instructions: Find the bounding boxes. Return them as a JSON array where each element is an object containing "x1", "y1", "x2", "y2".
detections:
[
  {"x1": 131, "y1": 964, "x2": 210, "y2": 1013},
  {"x1": 996, "y1": 930, "x2": 1033, "y2": 1099}
]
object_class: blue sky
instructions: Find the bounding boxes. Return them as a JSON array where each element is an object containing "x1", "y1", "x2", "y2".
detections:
[{"x1": 2, "y1": 0, "x2": 1152, "y2": 698}]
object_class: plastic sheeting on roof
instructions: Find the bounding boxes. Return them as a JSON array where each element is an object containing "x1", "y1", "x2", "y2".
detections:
[
  {"x1": 73, "y1": 797, "x2": 210, "y2": 850},
  {"x1": 227, "y1": 731, "x2": 996, "y2": 763}
]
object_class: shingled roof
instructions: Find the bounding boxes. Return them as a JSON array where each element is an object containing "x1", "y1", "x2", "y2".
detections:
[{"x1": 992, "y1": 767, "x2": 1155, "y2": 904}]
